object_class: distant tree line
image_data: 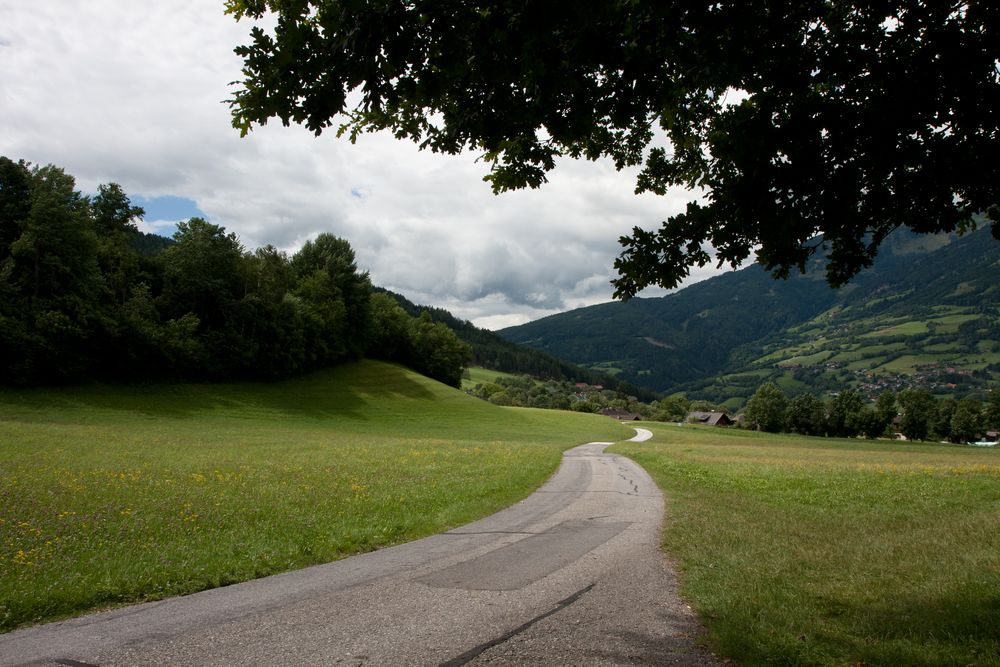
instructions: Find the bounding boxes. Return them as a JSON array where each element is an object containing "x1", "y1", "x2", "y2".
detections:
[
  {"x1": 743, "y1": 382, "x2": 1000, "y2": 443},
  {"x1": 377, "y1": 288, "x2": 661, "y2": 402},
  {"x1": 468, "y1": 375, "x2": 717, "y2": 421},
  {"x1": 0, "y1": 157, "x2": 469, "y2": 387}
]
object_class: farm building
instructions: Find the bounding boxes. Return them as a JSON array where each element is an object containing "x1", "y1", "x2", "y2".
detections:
[{"x1": 686, "y1": 411, "x2": 734, "y2": 427}]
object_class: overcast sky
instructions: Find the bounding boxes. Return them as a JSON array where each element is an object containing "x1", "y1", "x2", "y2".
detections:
[{"x1": 1, "y1": 1, "x2": 724, "y2": 329}]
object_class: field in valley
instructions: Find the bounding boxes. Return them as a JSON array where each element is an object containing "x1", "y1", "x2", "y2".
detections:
[
  {"x1": 7, "y1": 364, "x2": 998, "y2": 665},
  {"x1": 612, "y1": 425, "x2": 1000, "y2": 666},
  {"x1": 0, "y1": 361, "x2": 630, "y2": 632}
]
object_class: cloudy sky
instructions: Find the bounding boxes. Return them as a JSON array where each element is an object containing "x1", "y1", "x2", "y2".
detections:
[{"x1": 1, "y1": 1, "x2": 722, "y2": 329}]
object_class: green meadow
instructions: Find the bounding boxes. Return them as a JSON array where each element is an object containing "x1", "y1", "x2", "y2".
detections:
[
  {"x1": 612, "y1": 425, "x2": 1000, "y2": 666},
  {"x1": 7, "y1": 364, "x2": 998, "y2": 665},
  {"x1": 460, "y1": 366, "x2": 523, "y2": 390},
  {"x1": 0, "y1": 361, "x2": 630, "y2": 631}
]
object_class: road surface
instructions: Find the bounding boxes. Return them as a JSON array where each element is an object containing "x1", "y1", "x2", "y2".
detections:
[{"x1": 1, "y1": 428, "x2": 720, "y2": 666}]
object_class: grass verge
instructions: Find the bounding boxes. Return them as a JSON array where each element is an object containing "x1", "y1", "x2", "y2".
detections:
[
  {"x1": 611, "y1": 425, "x2": 1000, "y2": 666},
  {"x1": 0, "y1": 360, "x2": 630, "y2": 632}
]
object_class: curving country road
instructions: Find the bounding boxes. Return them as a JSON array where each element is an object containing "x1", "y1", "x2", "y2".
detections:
[{"x1": 1, "y1": 428, "x2": 720, "y2": 666}]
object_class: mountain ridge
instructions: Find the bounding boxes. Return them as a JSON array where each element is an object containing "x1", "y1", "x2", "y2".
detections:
[
  {"x1": 500, "y1": 227, "x2": 1000, "y2": 403},
  {"x1": 374, "y1": 287, "x2": 660, "y2": 401}
]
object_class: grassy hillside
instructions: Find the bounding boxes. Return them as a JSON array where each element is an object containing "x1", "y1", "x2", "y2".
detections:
[
  {"x1": 500, "y1": 253, "x2": 839, "y2": 392},
  {"x1": 687, "y1": 228, "x2": 1000, "y2": 403},
  {"x1": 501, "y1": 228, "x2": 1000, "y2": 399},
  {"x1": 0, "y1": 361, "x2": 630, "y2": 631},
  {"x1": 612, "y1": 424, "x2": 1000, "y2": 666},
  {"x1": 377, "y1": 288, "x2": 660, "y2": 401},
  {"x1": 461, "y1": 366, "x2": 526, "y2": 391}
]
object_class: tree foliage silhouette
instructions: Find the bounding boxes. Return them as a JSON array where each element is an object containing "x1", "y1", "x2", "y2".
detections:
[{"x1": 227, "y1": 1, "x2": 1000, "y2": 296}]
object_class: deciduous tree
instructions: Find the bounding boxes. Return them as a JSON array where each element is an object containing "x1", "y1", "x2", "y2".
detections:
[
  {"x1": 933, "y1": 396, "x2": 958, "y2": 441},
  {"x1": 0, "y1": 157, "x2": 31, "y2": 263},
  {"x1": 292, "y1": 233, "x2": 372, "y2": 360},
  {"x1": 161, "y1": 217, "x2": 244, "y2": 330},
  {"x1": 3, "y1": 164, "x2": 101, "y2": 380},
  {"x1": 875, "y1": 391, "x2": 898, "y2": 436},
  {"x1": 951, "y1": 397, "x2": 984, "y2": 443},
  {"x1": 827, "y1": 389, "x2": 866, "y2": 438},
  {"x1": 785, "y1": 393, "x2": 825, "y2": 436},
  {"x1": 91, "y1": 183, "x2": 145, "y2": 307},
  {"x1": 0, "y1": 158, "x2": 471, "y2": 388},
  {"x1": 985, "y1": 389, "x2": 1000, "y2": 431},
  {"x1": 408, "y1": 312, "x2": 473, "y2": 389},
  {"x1": 898, "y1": 388, "x2": 936, "y2": 441},
  {"x1": 228, "y1": 1, "x2": 1000, "y2": 296},
  {"x1": 744, "y1": 382, "x2": 787, "y2": 433},
  {"x1": 656, "y1": 396, "x2": 691, "y2": 422}
]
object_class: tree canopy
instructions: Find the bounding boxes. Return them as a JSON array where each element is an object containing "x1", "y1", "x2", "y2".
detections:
[
  {"x1": 227, "y1": 1, "x2": 999, "y2": 297},
  {"x1": 0, "y1": 157, "x2": 470, "y2": 388},
  {"x1": 744, "y1": 382, "x2": 788, "y2": 432}
]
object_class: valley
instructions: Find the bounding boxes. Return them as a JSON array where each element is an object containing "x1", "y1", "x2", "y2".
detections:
[{"x1": 501, "y1": 227, "x2": 1000, "y2": 406}]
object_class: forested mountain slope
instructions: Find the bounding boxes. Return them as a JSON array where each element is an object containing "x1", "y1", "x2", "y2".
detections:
[
  {"x1": 500, "y1": 228, "x2": 1000, "y2": 401},
  {"x1": 376, "y1": 288, "x2": 659, "y2": 401}
]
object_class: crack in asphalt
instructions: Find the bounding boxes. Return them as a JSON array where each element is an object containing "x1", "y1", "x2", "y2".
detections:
[
  {"x1": 575, "y1": 490, "x2": 644, "y2": 497},
  {"x1": 444, "y1": 530, "x2": 538, "y2": 536},
  {"x1": 617, "y1": 472, "x2": 640, "y2": 495},
  {"x1": 437, "y1": 583, "x2": 596, "y2": 667}
]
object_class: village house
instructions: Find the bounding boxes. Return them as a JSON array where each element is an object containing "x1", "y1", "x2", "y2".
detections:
[{"x1": 686, "y1": 411, "x2": 734, "y2": 427}]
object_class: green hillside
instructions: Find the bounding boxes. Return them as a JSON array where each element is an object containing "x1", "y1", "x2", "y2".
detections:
[
  {"x1": 377, "y1": 288, "x2": 660, "y2": 401},
  {"x1": 501, "y1": 227, "x2": 1000, "y2": 401},
  {"x1": 0, "y1": 360, "x2": 630, "y2": 630}
]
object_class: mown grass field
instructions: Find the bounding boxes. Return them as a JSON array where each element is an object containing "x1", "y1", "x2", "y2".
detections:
[
  {"x1": 0, "y1": 361, "x2": 630, "y2": 632},
  {"x1": 460, "y1": 366, "x2": 523, "y2": 390},
  {"x1": 611, "y1": 425, "x2": 1000, "y2": 667}
]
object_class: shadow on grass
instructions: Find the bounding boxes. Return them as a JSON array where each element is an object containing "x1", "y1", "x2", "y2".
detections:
[
  {"x1": 0, "y1": 361, "x2": 439, "y2": 421},
  {"x1": 844, "y1": 587, "x2": 1000, "y2": 665},
  {"x1": 699, "y1": 586, "x2": 1000, "y2": 667}
]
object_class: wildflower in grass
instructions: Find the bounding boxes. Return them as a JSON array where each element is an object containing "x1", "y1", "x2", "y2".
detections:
[
  {"x1": 948, "y1": 463, "x2": 1000, "y2": 476},
  {"x1": 11, "y1": 547, "x2": 43, "y2": 566}
]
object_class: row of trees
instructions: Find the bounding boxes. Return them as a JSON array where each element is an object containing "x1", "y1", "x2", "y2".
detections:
[
  {"x1": 0, "y1": 157, "x2": 469, "y2": 386},
  {"x1": 744, "y1": 382, "x2": 1000, "y2": 442},
  {"x1": 468, "y1": 371, "x2": 1000, "y2": 445},
  {"x1": 379, "y1": 288, "x2": 659, "y2": 401},
  {"x1": 468, "y1": 375, "x2": 720, "y2": 421}
]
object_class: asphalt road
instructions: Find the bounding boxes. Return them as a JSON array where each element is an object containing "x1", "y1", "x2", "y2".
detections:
[{"x1": 2, "y1": 428, "x2": 721, "y2": 666}]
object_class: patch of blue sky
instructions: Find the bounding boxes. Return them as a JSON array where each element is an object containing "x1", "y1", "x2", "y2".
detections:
[
  {"x1": 130, "y1": 195, "x2": 206, "y2": 238},
  {"x1": 131, "y1": 194, "x2": 205, "y2": 221}
]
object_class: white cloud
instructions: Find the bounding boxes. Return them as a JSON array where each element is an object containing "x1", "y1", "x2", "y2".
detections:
[
  {"x1": 0, "y1": 1, "x2": 719, "y2": 329},
  {"x1": 137, "y1": 219, "x2": 181, "y2": 238}
]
